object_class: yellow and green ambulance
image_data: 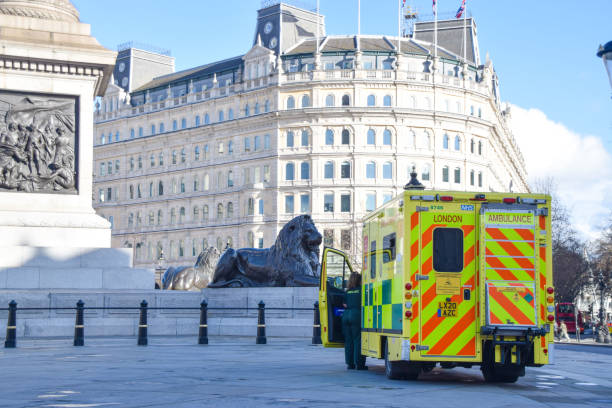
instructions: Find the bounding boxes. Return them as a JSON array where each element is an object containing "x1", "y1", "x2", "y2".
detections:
[{"x1": 319, "y1": 187, "x2": 554, "y2": 382}]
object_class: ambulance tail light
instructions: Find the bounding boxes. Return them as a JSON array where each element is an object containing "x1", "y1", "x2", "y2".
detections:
[
  {"x1": 547, "y1": 287, "x2": 554, "y2": 294},
  {"x1": 436, "y1": 195, "x2": 454, "y2": 202},
  {"x1": 503, "y1": 197, "x2": 517, "y2": 204},
  {"x1": 471, "y1": 194, "x2": 487, "y2": 201},
  {"x1": 405, "y1": 310, "x2": 413, "y2": 318},
  {"x1": 547, "y1": 296, "x2": 554, "y2": 303},
  {"x1": 547, "y1": 315, "x2": 555, "y2": 322},
  {"x1": 405, "y1": 283, "x2": 413, "y2": 290}
]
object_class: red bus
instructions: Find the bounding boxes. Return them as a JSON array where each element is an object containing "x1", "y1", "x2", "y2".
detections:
[{"x1": 556, "y1": 303, "x2": 585, "y2": 334}]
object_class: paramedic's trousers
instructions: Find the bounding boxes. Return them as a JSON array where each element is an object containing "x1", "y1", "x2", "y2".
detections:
[{"x1": 342, "y1": 308, "x2": 365, "y2": 368}]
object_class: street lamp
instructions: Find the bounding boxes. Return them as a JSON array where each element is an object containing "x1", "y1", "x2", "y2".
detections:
[{"x1": 597, "y1": 41, "x2": 612, "y2": 93}]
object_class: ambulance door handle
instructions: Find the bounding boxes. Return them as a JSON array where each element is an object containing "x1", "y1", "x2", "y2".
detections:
[{"x1": 463, "y1": 289, "x2": 471, "y2": 301}]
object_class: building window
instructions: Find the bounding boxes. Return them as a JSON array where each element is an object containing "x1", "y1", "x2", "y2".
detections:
[
  {"x1": 443, "y1": 134, "x2": 449, "y2": 149},
  {"x1": 247, "y1": 231, "x2": 255, "y2": 248},
  {"x1": 130, "y1": 129, "x2": 135, "y2": 139},
  {"x1": 367, "y1": 94, "x2": 375, "y2": 107},
  {"x1": 264, "y1": 134, "x2": 270, "y2": 150},
  {"x1": 149, "y1": 182, "x2": 153, "y2": 197},
  {"x1": 195, "y1": 146, "x2": 200, "y2": 161},
  {"x1": 455, "y1": 135, "x2": 461, "y2": 151},
  {"x1": 366, "y1": 162, "x2": 376, "y2": 179},
  {"x1": 127, "y1": 213, "x2": 133, "y2": 227},
  {"x1": 478, "y1": 141, "x2": 483, "y2": 155},
  {"x1": 422, "y1": 164, "x2": 431, "y2": 181},
  {"x1": 285, "y1": 163, "x2": 295, "y2": 180},
  {"x1": 478, "y1": 107, "x2": 482, "y2": 118},
  {"x1": 218, "y1": 110, "x2": 224, "y2": 122},
  {"x1": 341, "y1": 194, "x2": 351, "y2": 212},
  {"x1": 158, "y1": 181, "x2": 164, "y2": 196},
  {"x1": 204, "y1": 113, "x2": 210, "y2": 124},
  {"x1": 172, "y1": 119, "x2": 178, "y2": 131},
  {"x1": 180, "y1": 177, "x2": 186, "y2": 193},
  {"x1": 285, "y1": 195, "x2": 294, "y2": 213},
  {"x1": 470, "y1": 139, "x2": 475, "y2": 153},
  {"x1": 287, "y1": 96, "x2": 295, "y2": 109},
  {"x1": 159, "y1": 123, "x2": 165, "y2": 133},
  {"x1": 367, "y1": 129, "x2": 375, "y2": 145},
  {"x1": 478, "y1": 171, "x2": 483, "y2": 187},
  {"x1": 217, "y1": 203, "x2": 223, "y2": 220},
  {"x1": 228, "y1": 141, "x2": 234, "y2": 155},
  {"x1": 157, "y1": 210, "x2": 163, "y2": 225},
  {"x1": 107, "y1": 161, "x2": 112, "y2": 175},
  {"x1": 324, "y1": 161, "x2": 334, "y2": 179},
  {"x1": 254, "y1": 103, "x2": 260, "y2": 114},
  {"x1": 300, "y1": 162, "x2": 310, "y2": 180},
  {"x1": 383, "y1": 193, "x2": 392, "y2": 204},
  {"x1": 218, "y1": 142, "x2": 224, "y2": 155},
  {"x1": 159, "y1": 152, "x2": 164, "y2": 166},
  {"x1": 442, "y1": 166, "x2": 449, "y2": 182},
  {"x1": 100, "y1": 134, "x2": 105, "y2": 145},
  {"x1": 383, "y1": 162, "x2": 392, "y2": 179},
  {"x1": 258, "y1": 199, "x2": 264, "y2": 215},
  {"x1": 138, "y1": 127, "x2": 143, "y2": 137},
  {"x1": 470, "y1": 105, "x2": 475, "y2": 116},
  {"x1": 366, "y1": 194, "x2": 376, "y2": 212},
  {"x1": 324, "y1": 194, "x2": 334, "y2": 212},
  {"x1": 151, "y1": 124, "x2": 156, "y2": 135},
  {"x1": 301, "y1": 94, "x2": 310, "y2": 108},
  {"x1": 341, "y1": 129, "x2": 350, "y2": 145},
  {"x1": 247, "y1": 198, "x2": 255, "y2": 216},
  {"x1": 203, "y1": 205, "x2": 209, "y2": 220},
  {"x1": 286, "y1": 131, "x2": 294, "y2": 147},
  {"x1": 263, "y1": 165, "x2": 270, "y2": 182},
  {"x1": 203, "y1": 174, "x2": 210, "y2": 190},
  {"x1": 129, "y1": 185, "x2": 134, "y2": 199},
  {"x1": 227, "y1": 202, "x2": 233, "y2": 218},
  {"x1": 179, "y1": 207, "x2": 185, "y2": 223},
  {"x1": 264, "y1": 100, "x2": 270, "y2": 112},
  {"x1": 383, "y1": 95, "x2": 392, "y2": 107},
  {"x1": 300, "y1": 194, "x2": 310, "y2": 213},
  {"x1": 341, "y1": 230, "x2": 351, "y2": 251},
  {"x1": 325, "y1": 129, "x2": 334, "y2": 145},
  {"x1": 137, "y1": 184, "x2": 142, "y2": 198},
  {"x1": 470, "y1": 170, "x2": 475, "y2": 186},
  {"x1": 341, "y1": 161, "x2": 351, "y2": 179},
  {"x1": 195, "y1": 116, "x2": 201, "y2": 127},
  {"x1": 383, "y1": 129, "x2": 392, "y2": 146},
  {"x1": 254, "y1": 135, "x2": 261, "y2": 151},
  {"x1": 342, "y1": 94, "x2": 350, "y2": 106},
  {"x1": 228, "y1": 109, "x2": 234, "y2": 120},
  {"x1": 454, "y1": 167, "x2": 461, "y2": 183},
  {"x1": 179, "y1": 240, "x2": 184, "y2": 257},
  {"x1": 324, "y1": 229, "x2": 334, "y2": 247},
  {"x1": 170, "y1": 208, "x2": 176, "y2": 225},
  {"x1": 227, "y1": 171, "x2": 234, "y2": 187},
  {"x1": 301, "y1": 130, "x2": 309, "y2": 147},
  {"x1": 172, "y1": 150, "x2": 177, "y2": 164},
  {"x1": 325, "y1": 94, "x2": 335, "y2": 107}
]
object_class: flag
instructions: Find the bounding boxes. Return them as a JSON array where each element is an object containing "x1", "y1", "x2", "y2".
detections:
[
  {"x1": 433, "y1": 0, "x2": 437, "y2": 15},
  {"x1": 456, "y1": 0, "x2": 466, "y2": 18}
]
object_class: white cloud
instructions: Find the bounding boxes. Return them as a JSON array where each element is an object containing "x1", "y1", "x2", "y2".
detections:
[{"x1": 508, "y1": 104, "x2": 612, "y2": 239}]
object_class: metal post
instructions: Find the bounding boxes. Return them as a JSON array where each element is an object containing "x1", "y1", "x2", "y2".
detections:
[
  {"x1": 4, "y1": 300, "x2": 16, "y2": 348},
  {"x1": 137, "y1": 300, "x2": 148, "y2": 346},
  {"x1": 256, "y1": 300, "x2": 266, "y2": 344},
  {"x1": 74, "y1": 300, "x2": 84, "y2": 346},
  {"x1": 198, "y1": 299, "x2": 208, "y2": 345},
  {"x1": 312, "y1": 301, "x2": 322, "y2": 345}
]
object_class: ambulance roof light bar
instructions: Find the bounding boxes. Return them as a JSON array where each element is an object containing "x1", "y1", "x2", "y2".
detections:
[
  {"x1": 410, "y1": 195, "x2": 435, "y2": 201},
  {"x1": 471, "y1": 194, "x2": 487, "y2": 201},
  {"x1": 517, "y1": 197, "x2": 547, "y2": 204},
  {"x1": 436, "y1": 194, "x2": 454, "y2": 202}
]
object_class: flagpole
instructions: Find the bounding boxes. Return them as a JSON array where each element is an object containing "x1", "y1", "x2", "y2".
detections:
[
  {"x1": 398, "y1": 0, "x2": 401, "y2": 54},
  {"x1": 434, "y1": 0, "x2": 437, "y2": 59},
  {"x1": 316, "y1": 0, "x2": 320, "y2": 54},
  {"x1": 463, "y1": 1, "x2": 467, "y2": 63}
]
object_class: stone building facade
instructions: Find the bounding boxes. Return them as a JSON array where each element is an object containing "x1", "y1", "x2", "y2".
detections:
[{"x1": 93, "y1": 3, "x2": 528, "y2": 271}]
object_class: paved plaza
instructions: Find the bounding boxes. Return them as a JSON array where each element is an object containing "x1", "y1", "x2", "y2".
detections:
[{"x1": 1, "y1": 337, "x2": 611, "y2": 407}]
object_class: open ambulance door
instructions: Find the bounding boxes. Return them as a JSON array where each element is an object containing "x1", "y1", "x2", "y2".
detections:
[{"x1": 319, "y1": 247, "x2": 354, "y2": 347}]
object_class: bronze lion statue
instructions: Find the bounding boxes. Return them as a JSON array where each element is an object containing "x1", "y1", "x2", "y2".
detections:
[
  {"x1": 162, "y1": 246, "x2": 221, "y2": 290},
  {"x1": 209, "y1": 215, "x2": 322, "y2": 287}
]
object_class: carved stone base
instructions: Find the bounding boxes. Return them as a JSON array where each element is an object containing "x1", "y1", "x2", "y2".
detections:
[{"x1": 0, "y1": 210, "x2": 110, "y2": 247}]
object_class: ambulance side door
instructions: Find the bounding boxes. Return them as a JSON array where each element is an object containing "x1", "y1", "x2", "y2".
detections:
[{"x1": 319, "y1": 247, "x2": 353, "y2": 347}]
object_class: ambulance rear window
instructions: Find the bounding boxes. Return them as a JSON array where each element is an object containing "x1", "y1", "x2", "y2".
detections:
[
  {"x1": 433, "y1": 228, "x2": 463, "y2": 272},
  {"x1": 382, "y1": 233, "x2": 396, "y2": 263}
]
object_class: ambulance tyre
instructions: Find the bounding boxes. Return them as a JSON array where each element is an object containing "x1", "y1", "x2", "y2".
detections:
[
  {"x1": 481, "y1": 343, "x2": 520, "y2": 383},
  {"x1": 384, "y1": 340, "x2": 419, "y2": 380}
]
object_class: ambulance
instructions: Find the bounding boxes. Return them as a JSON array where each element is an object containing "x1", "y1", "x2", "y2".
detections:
[{"x1": 319, "y1": 181, "x2": 554, "y2": 383}]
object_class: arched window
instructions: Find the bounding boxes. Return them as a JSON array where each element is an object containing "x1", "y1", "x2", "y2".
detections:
[
  {"x1": 130, "y1": 129, "x2": 135, "y2": 139},
  {"x1": 367, "y1": 94, "x2": 376, "y2": 107},
  {"x1": 442, "y1": 166, "x2": 449, "y2": 182},
  {"x1": 203, "y1": 205, "x2": 209, "y2": 220},
  {"x1": 470, "y1": 170, "x2": 475, "y2": 186},
  {"x1": 170, "y1": 208, "x2": 176, "y2": 224},
  {"x1": 228, "y1": 141, "x2": 234, "y2": 154},
  {"x1": 422, "y1": 131, "x2": 431, "y2": 149},
  {"x1": 301, "y1": 94, "x2": 310, "y2": 108},
  {"x1": 217, "y1": 172, "x2": 223, "y2": 189},
  {"x1": 159, "y1": 152, "x2": 164, "y2": 166},
  {"x1": 254, "y1": 135, "x2": 261, "y2": 151},
  {"x1": 138, "y1": 127, "x2": 143, "y2": 137},
  {"x1": 341, "y1": 161, "x2": 351, "y2": 179},
  {"x1": 192, "y1": 239, "x2": 198, "y2": 257},
  {"x1": 285, "y1": 163, "x2": 295, "y2": 180},
  {"x1": 158, "y1": 181, "x2": 163, "y2": 196},
  {"x1": 218, "y1": 142, "x2": 224, "y2": 154},
  {"x1": 383, "y1": 162, "x2": 393, "y2": 179},
  {"x1": 454, "y1": 135, "x2": 461, "y2": 151},
  {"x1": 169, "y1": 241, "x2": 175, "y2": 259},
  {"x1": 478, "y1": 171, "x2": 483, "y2": 187},
  {"x1": 247, "y1": 198, "x2": 255, "y2": 216},
  {"x1": 470, "y1": 139, "x2": 475, "y2": 154},
  {"x1": 478, "y1": 141, "x2": 483, "y2": 155},
  {"x1": 172, "y1": 150, "x2": 177, "y2": 164},
  {"x1": 181, "y1": 148, "x2": 186, "y2": 163},
  {"x1": 301, "y1": 130, "x2": 309, "y2": 146},
  {"x1": 195, "y1": 115, "x2": 201, "y2": 126},
  {"x1": 195, "y1": 146, "x2": 200, "y2": 161},
  {"x1": 204, "y1": 113, "x2": 210, "y2": 124},
  {"x1": 383, "y1": 129, "x2": 392, "y2": 146},
  {"x1": 478, "y1": 107, "x2": 482, "y2": 118},
  {"x1": 254, "y1": 102, "x2": 260, "y2": 114},
  {"x1": 218, "y1": 110, "x2": 224, "y2": 122},
  {"x1": 227, "y1": 170, "x2": 234, "y2": 187},
  {"x1": 367, "y1": 129, "x2": 375, "y2": 145},
  {"x1": 226, "y1": 109, "x2": 233, "y2": 120},
  {"x1": 443, "y1": 134, "x2": 449, "y2": 149},
  {"x1": 180, "y1": 177, "x2": 185, "y2": 193},
  {"x1": 216, "y1": 237, "x2": 223, "y2": 251},
  {"x1": 325, "y1": 94, "x2": 335, "y2": 107},
  {"x1": 138, "y1": 156, "x2": 142, "y2": 169},
  {"x1": 341, "y1": 129, "x2": 350, "y2": 145},
  {"x1": 171, "y1": 179, "x2": 177, "y2": 194},
  {"x1": 324, "y1": 161, "x2": 334, "y2": 179},
  {"x1": 157, "y1": 209, "x2": 163, "y2": 225},
  {"x1": 129, "y1": 185, "x2": 134, "y2": 199},
  {"x1": 150, "y1": 154, "x2": 155, "y2": 167},
  {"x1": 264, "y1": 100, "x2": 270, "y2": 112},
  {"x1": 217, "y1": 203, "x2": 223, "y2": 219},
  {"x1": 422, "y1": 163, "x2": 431, "y2": 181},
  {"x1": 470, "y1": 105, "x2": 475, "y2": 115},
  {"x1": 286, "y1": 131, "x2": 294, "y2": 147},
  {"x1": 454, "y1": 167, "x2": 461, "y2": 183},
  {"x1": 159, "y1": 123, "x2": 165, "y2": 133},
  {"x1": 227, "y1": 202, "x2": 233, "y2": 218},
  {"x1": 342, "y1": 94, "x2": 350, "y2": 106},
  {"x1": 244, "y1": 137, "x2": 251, "y2": 152},
  {"x1": 424, "y1": 97, "x2": 432, "y2": 109},
  {"x1": 408, "y1": 130, "x2": 416, "y2": 148},
  {"x1": 366, "y1": 162, "x2": 376, "y2": 179},
  {"x1": 149, "y1": 182, "x2": 153, "y2": 197},
  {"x1": 325, "y1": 129, "x2": 334, "y2": 145},
  {"x1": 287, "y1": 96, "x2": 295, "y2": 109},
  {"x1": 264, "y1": 134, "x2": 270, "y2": 150},
  {"x1": 179, "y1": 207, "x2": 186, "y2": 223},
  {"x1": 203, "y1": 174, "x2": 210, "y2": 190},
  {"x1": 179, "y1": 240, "x2": 184, "y2": 257},
  {"x1": 151, "y1": 124, "x2": 156, "y2": 135},
  {"x1": 128, "y1": 213, "x2": 134, "y2": 227},
  {"x1": 383, "y1": 95, "x2": 392, "y2": 107},
  {"x1": 300, "y1": 162, "x2": 310, "y2": 180},
  {"x1": 181, "y1": 118, "x2": 187, "y2": 129}
]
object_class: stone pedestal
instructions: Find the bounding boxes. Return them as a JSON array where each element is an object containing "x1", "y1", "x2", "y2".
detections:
[{"x1": 0, "y1": 0, "x2": 153, "y2": 289}]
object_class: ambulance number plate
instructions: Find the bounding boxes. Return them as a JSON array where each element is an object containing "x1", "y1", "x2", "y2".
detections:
[{"x1": 437, "y1": 301, "x2": 457, "y2": 318}]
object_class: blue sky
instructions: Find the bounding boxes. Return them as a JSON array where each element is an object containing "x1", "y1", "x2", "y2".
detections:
[{"x1": 73, "y1": 0, "x2": 612, "y2": 236}]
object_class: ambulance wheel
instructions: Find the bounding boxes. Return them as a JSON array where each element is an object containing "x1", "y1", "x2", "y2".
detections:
[{"x1": 384, "y1": 341, "x2": 419, "y2": 380}]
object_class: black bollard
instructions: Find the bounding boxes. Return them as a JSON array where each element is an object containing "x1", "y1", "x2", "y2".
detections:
[
  {"x1": 256, "y1": 300, "x2": 266, "y2": 344},
  {"x1": 312, "y1": 301, "x2": 322, "y2": 345},
  {"x1": 137, "y1": 300, "x2": 148, "y2": 346},
  {"x1": 198, "y1": 299, "x2": 208, "y2": 345},
  {"x1": 4, "y1": 300, "x2": 17, "y2": 348},
  {"x1": 73, "y1": 300, "x2": 84, "y2": 347}
]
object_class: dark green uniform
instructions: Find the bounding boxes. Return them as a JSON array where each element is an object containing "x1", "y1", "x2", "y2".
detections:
[{"x1": 342, "y1": 288, "x2": 365, "y2": 369}]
